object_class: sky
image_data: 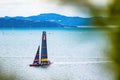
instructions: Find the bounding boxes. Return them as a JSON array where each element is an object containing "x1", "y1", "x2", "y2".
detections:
[{"x1": 0, "y1": 0, "x2": 110, "y2": 17}]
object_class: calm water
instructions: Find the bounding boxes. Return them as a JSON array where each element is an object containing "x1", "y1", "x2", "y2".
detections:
[{"x1": 0, "y1": 29, "x2": 113, "y2": 80}]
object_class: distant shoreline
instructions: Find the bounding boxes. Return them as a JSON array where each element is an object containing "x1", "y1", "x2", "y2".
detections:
[{"x1": 0, "y1": 27, "x2": 114, "y2": 31}]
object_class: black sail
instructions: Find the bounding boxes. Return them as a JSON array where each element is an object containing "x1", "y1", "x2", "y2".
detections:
[{"x1": 33, "y1": 46, "x2": 40, "y2": 64}]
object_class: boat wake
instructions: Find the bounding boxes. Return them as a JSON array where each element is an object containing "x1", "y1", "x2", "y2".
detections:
[{"x1": 54, "y1": 61, "x2": 112, "y2": 65}]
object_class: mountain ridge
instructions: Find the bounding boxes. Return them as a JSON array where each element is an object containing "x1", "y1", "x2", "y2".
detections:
[{"x1": 0, "y1": 13, "x2": 93, "y2": 29}]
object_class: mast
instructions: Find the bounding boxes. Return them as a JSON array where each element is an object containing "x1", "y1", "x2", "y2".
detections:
[{"x1": 41, "y1": 31, "x2": 48, "y2": 64}]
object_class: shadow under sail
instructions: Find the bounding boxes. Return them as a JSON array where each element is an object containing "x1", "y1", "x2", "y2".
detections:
[{"x1": 30, "y1": 31, "x2": 51, "y2": 67}]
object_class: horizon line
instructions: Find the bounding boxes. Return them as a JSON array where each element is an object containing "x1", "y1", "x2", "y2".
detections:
[{"x1": 0, "y1": 13, "x2": 90, "y2": 18}]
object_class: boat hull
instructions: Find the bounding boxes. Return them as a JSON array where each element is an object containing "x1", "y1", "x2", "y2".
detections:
[
  {"x1": 29, "y1": 61, "x2": 52, "y2": 67},
  {"x1": 29, "y1": 64, "x2": 40, "y2": 67}
]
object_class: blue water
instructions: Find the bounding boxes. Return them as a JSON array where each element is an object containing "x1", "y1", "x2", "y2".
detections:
[{"x1": 0, "y1": 29, "x2": 113, "y2": 80}]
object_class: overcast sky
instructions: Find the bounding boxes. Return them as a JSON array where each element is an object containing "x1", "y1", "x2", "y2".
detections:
[{"x1": 0, "y1": 0, "x2": 110, "y2": 17}]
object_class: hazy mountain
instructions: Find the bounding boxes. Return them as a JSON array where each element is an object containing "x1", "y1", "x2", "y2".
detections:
[
  {"x1": 15, "y1": 13, "x2": 92, "y2": 26},
  {"x1": 0, "y1": 13, "x2": 93, "y2": 29},
  {"x1": 0, "y1": 18, "x2": 64, "y2": 29}
]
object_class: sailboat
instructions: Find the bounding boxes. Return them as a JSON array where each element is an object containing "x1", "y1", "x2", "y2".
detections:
[{"x1": 30, "y1": 31, "x2": 51, "y2": 67}]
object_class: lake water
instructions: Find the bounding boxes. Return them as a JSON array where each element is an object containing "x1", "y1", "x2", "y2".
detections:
[{"x1": 0, "y1": 29, "x2": 114, "y2": 80}]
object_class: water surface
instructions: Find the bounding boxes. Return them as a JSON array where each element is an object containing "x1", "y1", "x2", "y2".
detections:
[{"x1": 0, "y1": 29, "x2": 113, "y2": 80}]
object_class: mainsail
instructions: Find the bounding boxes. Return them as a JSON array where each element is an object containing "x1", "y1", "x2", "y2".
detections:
[{"x1": 41, "y1": 31, "x2": 49, "y2": 64}]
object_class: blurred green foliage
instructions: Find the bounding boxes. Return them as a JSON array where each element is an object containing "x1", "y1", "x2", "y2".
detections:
[
  {"x1": 0, "y1": 66, "x2": 18, "y2": 80},
  {"x1": 108, "y1": 0, "x2": 120, "y2": 78},
  {"x1": 0, "y1": 0, "x2": 119, "y2": 80},
  {"x1": 54, "y1": 0, "x2": 120, "y2": 80}
]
